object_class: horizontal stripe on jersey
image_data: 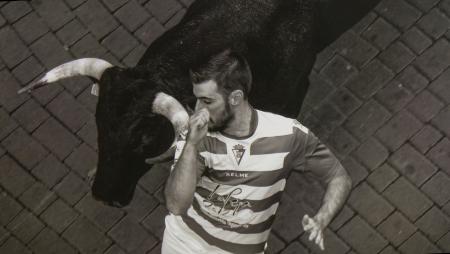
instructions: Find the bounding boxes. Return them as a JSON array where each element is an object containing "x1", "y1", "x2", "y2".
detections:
[
  {"x1": 204, "y1": 167, "x2": 290, "y2": 187},
  {"x1": 200, "y1": 151, "x2": 289, "y2": 171}
]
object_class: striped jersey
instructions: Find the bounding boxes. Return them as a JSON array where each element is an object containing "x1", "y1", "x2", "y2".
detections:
[{"x1": 166, "y1": 109, "x2": 341, "y2": 254}]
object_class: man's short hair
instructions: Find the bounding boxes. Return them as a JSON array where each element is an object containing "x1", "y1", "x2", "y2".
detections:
[{"x1": 190, "y1": 49, "x2": 252, "y2": 99}]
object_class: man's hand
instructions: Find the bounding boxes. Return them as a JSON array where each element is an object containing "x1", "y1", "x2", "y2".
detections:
[
  {"x1": 302, "y1": 214, "x2": 325, "y2": 250},
  {"x1": 187, "y1": 108, "x2": 209, "y2": 145}
]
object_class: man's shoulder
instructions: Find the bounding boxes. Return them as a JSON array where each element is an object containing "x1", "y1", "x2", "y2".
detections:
[{"x1": 256, "y1": 110, "x2": 309, "y2": 136}]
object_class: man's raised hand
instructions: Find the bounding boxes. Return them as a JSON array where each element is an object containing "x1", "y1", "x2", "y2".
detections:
[
  {"x1": 187, "y1": 108, "x2": 209, "y2": 145},
  {"x1": 302, "y1": 214, "x2": 325, "y2": 250}
]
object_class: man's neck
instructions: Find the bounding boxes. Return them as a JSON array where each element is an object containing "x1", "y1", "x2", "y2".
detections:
[{"x1": 221, "y1": 102, "x2": 254, "y2": 138}]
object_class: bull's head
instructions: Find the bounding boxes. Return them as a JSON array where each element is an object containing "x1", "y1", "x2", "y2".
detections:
[{"x1": 18, "y1": 58, "x2": 189, "y2": 207}]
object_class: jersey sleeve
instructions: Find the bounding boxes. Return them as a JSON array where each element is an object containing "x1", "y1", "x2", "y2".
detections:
[{"x1": 291, "y1": 121, "x2": 341, "y2": 181}]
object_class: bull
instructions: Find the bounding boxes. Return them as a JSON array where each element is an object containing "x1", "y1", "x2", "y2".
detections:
[{"x1": 19, "y1": 0, "x2": 381, "y2": 207}]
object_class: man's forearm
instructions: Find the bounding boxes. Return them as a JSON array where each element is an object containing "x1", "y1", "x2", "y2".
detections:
[
  {"x1": 315, "y1": 166, "x2": 352, "y2": 227},
  {"x1": 165, "y1": 142, "x2": 200, "y2": 215}
]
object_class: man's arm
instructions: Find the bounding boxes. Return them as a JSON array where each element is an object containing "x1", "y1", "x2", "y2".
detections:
[{"x1": 164, "y1": 109, "x2": 209, "y2": 215}]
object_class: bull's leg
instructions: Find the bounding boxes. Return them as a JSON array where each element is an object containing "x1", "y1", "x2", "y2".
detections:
[
  {"x1": 250, "y1": 0, "x2": 319, "y2": 118},
  {"x1": 315, "y1": 0, "x2": 382, "y2": 51}
]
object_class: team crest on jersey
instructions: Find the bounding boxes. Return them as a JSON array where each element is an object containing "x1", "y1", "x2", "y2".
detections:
[{"x1": 232, "y1": 144, "x2": 246, "y2": 165}]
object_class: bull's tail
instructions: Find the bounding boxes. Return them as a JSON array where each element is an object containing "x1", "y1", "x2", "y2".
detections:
[{"x1": 316, "y1": 0, "x2": 382, "y2": 51}]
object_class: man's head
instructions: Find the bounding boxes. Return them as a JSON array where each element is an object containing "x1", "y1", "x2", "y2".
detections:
[{"x1": 190, "y1": 50, "x2": 252, "y2": 131}]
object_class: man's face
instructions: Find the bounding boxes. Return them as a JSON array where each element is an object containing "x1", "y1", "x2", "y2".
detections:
[{"x1": 193, "y1": 79, "x2": 233, "y2": 131}]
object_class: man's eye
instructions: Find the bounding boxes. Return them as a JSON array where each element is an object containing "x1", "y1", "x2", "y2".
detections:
[{"x1": 203, "y1": 100, "x2": 212, "y2": 104}]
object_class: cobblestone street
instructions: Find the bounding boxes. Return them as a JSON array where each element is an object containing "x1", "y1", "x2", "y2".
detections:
[{"x1": 0, "y1": 0, "x2": 449, "y2": 253}]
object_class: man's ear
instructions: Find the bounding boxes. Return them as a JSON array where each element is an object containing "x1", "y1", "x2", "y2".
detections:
[{"x1": 229, "y1": 90, "x2": 244, "y2": 106}]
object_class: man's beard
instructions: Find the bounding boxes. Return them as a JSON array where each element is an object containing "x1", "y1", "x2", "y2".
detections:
[{"x1": 208, "y1": 102, "x2": 234, "y2": 132}]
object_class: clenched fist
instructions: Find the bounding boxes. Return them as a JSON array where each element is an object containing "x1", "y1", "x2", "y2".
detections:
[{"x1": 187, "y1": 108, "x2": 209, "y2": 145}]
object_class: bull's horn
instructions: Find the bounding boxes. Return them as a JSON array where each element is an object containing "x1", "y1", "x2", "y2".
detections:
[
  {"x1": 17, "y1": 58, "x2": 113, "y2": 94},
  {"x1": 152, "y1": 92, "x2": 189, "y2": 135}
]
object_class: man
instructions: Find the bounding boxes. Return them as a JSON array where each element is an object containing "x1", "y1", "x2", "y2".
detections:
[{"x1": 163, "y1": 50, "x2": 352, "y2": 254}]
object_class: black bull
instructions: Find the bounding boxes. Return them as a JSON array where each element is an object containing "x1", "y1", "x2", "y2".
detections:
[{"x1": 21, "y1": 0, "x2": 381, "y2": 207}]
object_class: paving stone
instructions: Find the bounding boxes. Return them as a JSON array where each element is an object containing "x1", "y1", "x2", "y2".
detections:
[
  {"x1": 102, "y1": 26, "x2": 139, "y2": 59},
  {"x1": 30, "y1": 33, "x2": 72, "y2": 69},
  {"x1": 377, "y1": 111, "x2": 422, "y2": 151},
  {"x1": 326, "y1": 127, "x2": 359, "y2": 159},
  {"x1": 77, "y1": 119, "x2": 98, "y2": 150},
  {"x1": 300, "y1": 228, "x2": 350, "y2": 254},
  {"x1": 12, "y1": 12, "x2": 49, "y2": 45},
  {"x1": 102, "y1": 0, "x2": 128, "y2": 11},
  {"x1": 11, "y1": 56, "x2": 45, "y2": 85},
  {"x1": 328, "y1": 88, "x2": 362, "y2": 117},
  {"x1": 407, "y1": 90, "x2": 444, "y2": 123},
  {"x1": 146, "y1": 0, "x2": 182, "y2": 24},
  {"x1": 376, "y1": 211, "x2": 417, "y2": 247},
  {"x1": 427, "y1": 137, "x2": 450, "y2": 175},
  {"x1": 280, "y1": 241, "x2": 309, "y2": 254},
  {"x1": 2, "y1": 127, "x2": 48, "y2": 170},
  {"x1": 341, "y1": 156, "x2": 369, "y2": 186},
  {"x1": 40, "y1": 199, "x2": 78, "y2": 233},
  {"x1": 345, "y1": 60, "x2": 394, "y2": 99},
  {"x1": 114, "y1": 0, "x2": 150, "y2": 31},
  {"x1": 416, "y1": 206, "x2": 450, "y2": 241},
  {"x1": 432, "y1": 105, "x2": 450, "y2": 137},
  {"x1": 147, "y1": 243, "x2": 162, "y2": 254},
  {"x1": 312, "y1": 102, "x2": 345, "y2": 137},
  {"x1": 63, "y1": 216, "x2": 112, "y2": 254},
  {"x1": 271, "y1": 194, "x2": 309, "y2": 242},
  {"x1": 375, "y1": 0, "x2": 421, "y2": 30},
  {"x1": 414, "y1": 39, "x2": 450, "y2": 80},
  {"x1": 56, "y1": 18, "x2": 89, "y2": 46},
  {"x1": 122, "y1": 44, "x2": 146, "y2": 67},
  {"x1": 421, "y1": 171, "x2": 450, "y2": 206},
  {"x1": 109, "y1": 215, "x2": 158, "y2": 253},
  {"x1": 367, "y1": 163, "x2": 399, "y2": 192},
  {"x1": 437, "y1": 232, "x2": 450, "y2": 252},
  {"x1": 104, "y1": 244, "x2": 126, "y2": 254},
  {"x1": 389, "y1": 143, "x2": 437, "y2": 186},
  {"x1": 75, "y1": 0, "x2": 119, "y2": 39},
  {"x1": 362, "y1": 17, "x2": 400, "y2": 50},
  {"x1": 32, "y1": 82, "x2": 64, "y2": 106},
  {"x1": 429, "y1": 68, "x2": 450, "y2": 104},
  {"x1": 12, "y1": 99, "x2": 49, "y2": 132},
  {"x1": 0, "y1": 153, "x2": 31, "y2": 198},
  {"x1": 0, "y1": 236, "x2": 31, "y2": 254},
  {"x1": 375, "y1": 80, "x2": 415, "y2": 113},
  {"x1": 398, "y1": 231, "x2": 441, "y2": 254},
  {"x1": 265, "y1": 233, "x2": 285, "y2": 254},
  {"x1": 47, "y1": 91, "x2": 92, "y2": 132},
  {"x1": 0, "y1": 13, "x2": 4, "y2": 27},
  {"x1": 383, "y1": 177, "x2": 433, "y2": 221},
  {"x1": 396, "y1": 66, "x2": 429, "y2": 94},
  {"x1": 77, "y1": 86, "x2": 98, "y2": 113},
  {"x1": 64, "y1": 143, "x2": 97, "y2": 178},
  {"x1": 71, "y1": 34, "x2": 108, "y2": 58},
  {"x1": 139, "y1": 162, "x2": 170, "y2": 193},
  {"x1": 417, "y1": 8, "x2": 450, "y2": 39},
  {"x1": 320, "y1": 55, "x2": 358, "y2": 86},
  {"x1": 165, "y1": 8, "x2": 186, "y2": 29},
  {"x1": 378, "y1": 41, "x2": 415, "y2": 73},
  {"x1": 142, "y1": 204, "x2": 168, "y2": 239},
  {"x1": 18, "y1": 182, "x2": 57, "y2": 214},
  {"x1": 349, "y1": 182, "x2": 394, "y2": 226},
  {"x1": 0, "y1": 27, "x2": 31, "y2": 69},
  {"x1": 32, "y1": 154, "x2": 70, "y2": 188},
  {"x1": 410, "y1": 125, "x2": 443, "y2": 153},
  {"x1": 338, "y1": 215, "x2": 388, "y2": 254},
  {"x1": 134, "y1": 17, "x2": 166, "y2": 46},
  {"x1": 123, "y1": 186, "x2": 158, "y2": 221},
  {"x1": 444, "y1": 202, "x2": 450, "y2": 217},
  {"x1": 61, "y1": 75, "x2": 92, "y2": 96},
  {"x1": 344, "y1": 99, "x2": 391, "y2": 141},
  {"x1": 407, "y1": 0, "x2": 440, "y2": 11},
  {"x1": 0, "y1": 1, "x2": 32, "y2": 22},
  {"x1": 0, "y1": 191, "x2": 23, "y2": 226},
  {"x1": 65, "y1": 0, "x2": 87, "y2": 9},
  {"x1": 55, "y1": 172, "x2": 90, "y2": 205},
  {"x1": 33, "y1": 117, "x2": 81, "y2": 160},
  {"x1": 304, "y1": 72, "x2": 334, "y2": 109},
  {"x1": 6, "y1": 210, "x2": 45, "y2": 243},
  {"x1": 401, "y1": 27, "x2": 433, "y2": 54},
  {"x1": 0, "y1": 225, "x2": 9, "y2": 244},
  {"x1": 0, "y1": 108, "x2": 18, "y2": 140},
  {"x1": 29, "y1": 227, "x2": 77, "y2": 254},
  {"x1": 31, "y1": 0, "x2": 74, "y2": 30},
  {"x1": 353, "y1": 137, "x2": 389, "y2": 170},
  {"x1": 313, "y1": 44, "x2": 335, "y2": 71},
  {"x1": 380, "y1": 245, "x2": 400, "y2": 254},
  {"x1": 329, "y1": 205, "x2": 354, "y2": 231},
  {"x1": 75, "y1": 193, "x2": 124, "y2": 231}
]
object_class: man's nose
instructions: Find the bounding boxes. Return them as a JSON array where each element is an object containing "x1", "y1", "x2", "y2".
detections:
[{"x1": 195, "y1": 100, "x2": 203, "y2": 111}]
